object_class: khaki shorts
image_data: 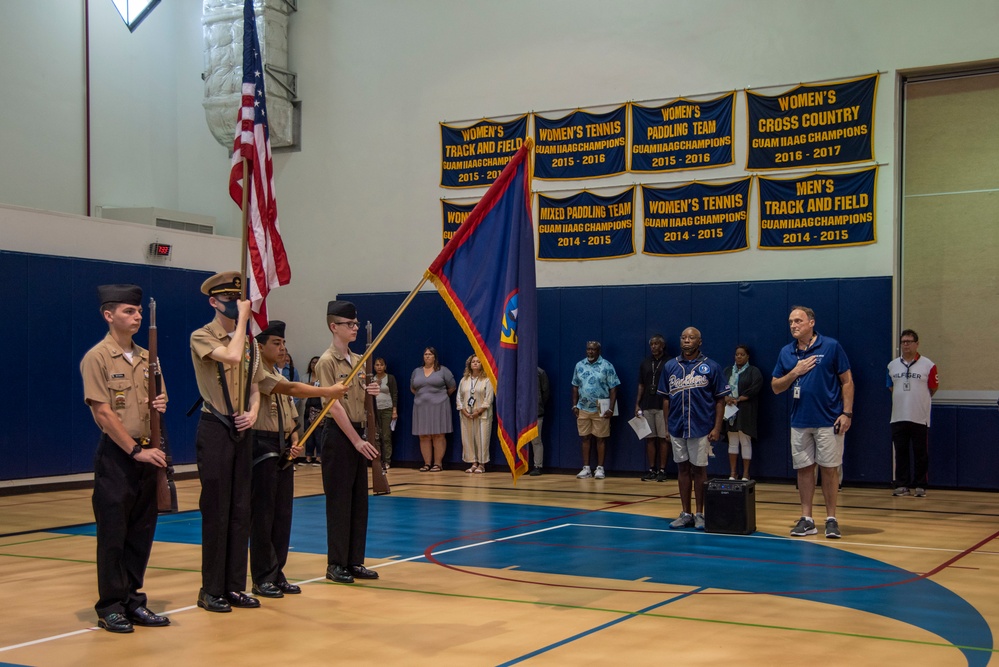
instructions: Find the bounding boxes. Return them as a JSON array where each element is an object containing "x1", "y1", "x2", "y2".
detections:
[
  {"x1": 670, "y1": 435, "x2": 711, "y2": 467},
  {"x1": 791, "y1": 427, "x2": 843, "y2": 469},
  {"x1": 577, "y1": 409, "x2": 611, "y2": 438},
  {"x1": 641, "y1": 409, "x2": 667, "y2": 439}
]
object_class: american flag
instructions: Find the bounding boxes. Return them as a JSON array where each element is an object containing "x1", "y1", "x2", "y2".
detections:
[{"x1": 229, "y1": 0, "x2": 291, "y2": 333}]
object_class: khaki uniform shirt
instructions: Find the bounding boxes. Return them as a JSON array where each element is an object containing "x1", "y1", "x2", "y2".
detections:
[
  {"x1": 255, "y1": 365, "x2": 299, "y2": 434},
  {"x1": 190, "y1": 319, "x2": 266, "y2": 414},
  {"x1": 81, "y1": 333, "x2": 161, "y2": 440},
  {"x1": 316, "y1": 342, "x2": 365, "y2": 424}
]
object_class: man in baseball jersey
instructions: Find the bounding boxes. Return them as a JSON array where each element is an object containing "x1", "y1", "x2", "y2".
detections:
[{"x1": 657, "y1": 327, "x2": 728, "y2": 530}]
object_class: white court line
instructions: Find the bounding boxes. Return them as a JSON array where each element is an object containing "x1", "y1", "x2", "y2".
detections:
[
  {"x1": 294, "y1": 523, "x2": 573, "y2": 584},
  {"x1": 0, "y1": 522, "x2": 578, "y2": 650},
  {"x1": 0, "y1": 604, "x2": 199, "y2": 653},
  {"x1": 566, "y1": 522, "x2": 996, "y2": 554}
]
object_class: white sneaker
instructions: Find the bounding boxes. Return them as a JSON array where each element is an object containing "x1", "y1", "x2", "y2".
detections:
[
  {"x1": 577, "y1": 466, "x2": 592, "y2": 479},
  {"x1": 594, "y1": 466, "x2": 605, "y2": 479}
]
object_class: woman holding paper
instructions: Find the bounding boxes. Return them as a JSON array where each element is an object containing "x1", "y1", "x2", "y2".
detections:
[{"x1": 722, "y1": 345, "x2": 763, "y2": 480}]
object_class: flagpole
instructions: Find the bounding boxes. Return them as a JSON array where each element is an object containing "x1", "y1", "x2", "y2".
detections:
[
  {"x1": 237, "y1": 156, "x2": 250, "y2": 414},
  {"x1": 297, "y1": 274, "x2": 430, "y2": 451}
]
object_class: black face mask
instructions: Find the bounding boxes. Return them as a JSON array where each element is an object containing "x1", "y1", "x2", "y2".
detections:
[{"x1": 215, "y1": 297, "x2": 239, "y2": 320}]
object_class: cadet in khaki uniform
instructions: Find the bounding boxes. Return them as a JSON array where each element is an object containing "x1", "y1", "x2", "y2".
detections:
[
  {"x1": 80, "y1": 284, "x2": 170, "y2": 633},
  {"x1": 316, "y1": 300, "x2": 380, "y2": 584},
  {"x1": 190, "y1": 271, "x2": 266, "y2": 613},
  {"x1": 250, "y1": 320, "x2": 347, "y2": 598}
]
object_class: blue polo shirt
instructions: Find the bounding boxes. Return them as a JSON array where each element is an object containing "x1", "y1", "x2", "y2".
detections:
[
  {"x1": 657, "y1": 354, "x2": 729, "y2": 438},
  {"x1": 571, "y1": 356, "x2": 621, "y2": 412},
  {"x1": 772, "y1": 333, "x2": 851, "y2": 428}
]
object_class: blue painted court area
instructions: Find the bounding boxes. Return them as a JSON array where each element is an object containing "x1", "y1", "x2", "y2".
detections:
[{"x1": 57, "y1": 494, "x2": 992, "y2": 664}]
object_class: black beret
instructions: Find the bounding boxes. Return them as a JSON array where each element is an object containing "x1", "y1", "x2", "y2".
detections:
[
  {"x1": 258, "y1": 320, "x2": 286, "y2": 340},
  {"x1": 98, "y1": 284, "x2": 142, "y2": 306},
  {"x1": 327, "y1": 300, "x2": 357, "y2": 319}
]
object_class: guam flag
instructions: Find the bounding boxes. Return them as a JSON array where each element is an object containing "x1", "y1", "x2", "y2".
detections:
[{"x1": 427, "y1": 140, "x2": 538, "y2": 481}]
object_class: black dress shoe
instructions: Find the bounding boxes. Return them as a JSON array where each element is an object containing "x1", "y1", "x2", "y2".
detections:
[
  {"x1": 225, "y1": 591, "x2": 261, "y2": 608},
  {"x1": 275, "y1": 580, "x2": 302, "y2": 595},
  {"x1": 325, "y1": 564, "x2": 354, "y2": 583},
  {"x1": 128, "y1": 605, "x2": 170, "y2": 626},
  {"x1": 251, "y1": 582, "x2": 284, "y2": 598},
  {"x1": 197, "y1": 589, "x2": 232, "y2": 613},
  {"x1": 349, "y1": 564, "x2": 379, "y2": 580},
  {"x1": 98, "y1": 612, "x2": 134, "y2": 633}
]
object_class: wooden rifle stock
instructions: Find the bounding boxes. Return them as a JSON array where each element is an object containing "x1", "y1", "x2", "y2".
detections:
[
  {"x1": 365, "y1": 322, "x2": 390, "y2": 495},
  {"x1": 148, "y1": 299, "x2": 178, "y2": 513}
]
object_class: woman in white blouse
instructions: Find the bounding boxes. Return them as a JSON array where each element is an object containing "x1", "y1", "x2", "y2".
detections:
[{"x1": 456, "y1": 355, "x2": 494, "y2": 473}]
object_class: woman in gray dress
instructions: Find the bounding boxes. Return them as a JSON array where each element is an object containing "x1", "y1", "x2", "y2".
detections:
[{"x1": 411, "y1": 347, "x2": 456, "y2": 472}]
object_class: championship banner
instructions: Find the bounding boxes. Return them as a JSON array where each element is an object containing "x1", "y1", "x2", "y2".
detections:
[
  {"x1": 746, "y1": 74, "x2": 877, "y2": 171},
  {"x1": 630, "y1": 93, "x2": 735, "y2": 173},
  {"x1": 441, "y1": 199, "x2": 478, "y2": 247},
  {"x1": 757, "y1": 167, "x2": 877, "y2": 250},
  {"x1": 533, "y1": 106, "x2": 627, "y2": 180},
  {"x1": 537, "y1": 188, "x2": 635, "y2": 260},
  {"x1": 441, "y1": 115, "x2": 528, "y2": 189},
  {"x1": 642, "y1": 178, "x2": 750, "y2": 256}
]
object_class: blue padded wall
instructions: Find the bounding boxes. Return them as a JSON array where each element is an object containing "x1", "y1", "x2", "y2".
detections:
[
  {"x1": 340, "y1": 276, "x2": 919, "y2": 486},
  {"x1": 6, "y1": 252, "x2": 994, "y2": 490},
  {"x1": 1, "y1": 250, "x2": 212, "y2": 481}
]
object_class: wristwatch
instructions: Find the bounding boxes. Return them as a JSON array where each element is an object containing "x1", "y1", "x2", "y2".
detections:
[
  {"x1": 842, "y1": 412, "x2": 853, "y2": 418},
  {"x1": 130, "y1": 444, "x2": 143, "y2": 458}
]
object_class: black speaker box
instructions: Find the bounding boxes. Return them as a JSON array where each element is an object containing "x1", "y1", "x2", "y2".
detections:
[{"x1": 705, "y1": 478, "x2": 756, "y2": 534}]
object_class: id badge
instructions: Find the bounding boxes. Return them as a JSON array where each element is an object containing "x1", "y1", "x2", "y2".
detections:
[
  {"x1": 903, "y1": 381, "x2": 910, "y2": 392},
  {"x1": 793, "y1": 385, "x2": 801, "y2": 399}
]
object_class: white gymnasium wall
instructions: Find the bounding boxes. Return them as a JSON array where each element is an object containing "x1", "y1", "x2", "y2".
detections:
[{"x1": 2, "y1": 0, "x2": 999, "y2": 356}]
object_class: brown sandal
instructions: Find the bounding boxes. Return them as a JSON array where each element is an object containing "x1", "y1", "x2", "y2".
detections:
[
  {"x1": 429, "y1": 465, "x2": 442, "y2": 472},
  {"x1": 418, "y1": 465, "x2": 430, "y2": 472}
]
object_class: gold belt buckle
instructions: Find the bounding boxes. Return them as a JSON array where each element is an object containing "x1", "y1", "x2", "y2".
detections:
[{"x1": 138, "y1": 437, "x2": 151, "y2": 448}]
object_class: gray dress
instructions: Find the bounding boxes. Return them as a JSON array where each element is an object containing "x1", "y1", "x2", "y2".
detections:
[{"x1": 411, "y1": 366, "x2": 456, "y2": 435}]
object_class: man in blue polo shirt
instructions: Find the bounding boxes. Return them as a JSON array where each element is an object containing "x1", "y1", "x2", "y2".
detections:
[
  {"x1": 658, "y1": 327, "x2": 728, "y2": 530},
  {"x1": 772, "y1": 306, "x2": 853, "y2": 539}
]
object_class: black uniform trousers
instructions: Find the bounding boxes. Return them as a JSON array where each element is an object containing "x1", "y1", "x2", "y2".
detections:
[
  {"x1": 320, "y1": 419, "x2": 368, "y2": 567},
  {"x1": 892, "y1": 420, "x2": 930, "y2": 488},
  {"x1": 92, "y1": 435, "x2": 158, "y2": 618},
  {"x1": 195, "y1": 413, "x2": 252, "y2": 595},
  {"x1": 250, "y1": 431, "x2": 294, "y2": 585}
]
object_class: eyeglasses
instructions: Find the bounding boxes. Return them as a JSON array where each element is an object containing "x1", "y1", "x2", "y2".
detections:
[
  {"x1": 900, "y1": 339, "x2": 917, "y2": 344},
  {"x1": 334, "y1": 320, "x2": 361, "y2": 329}
]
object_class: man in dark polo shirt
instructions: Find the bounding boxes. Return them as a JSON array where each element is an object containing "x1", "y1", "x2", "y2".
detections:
[{"x1": 772, "y1": 306, "x2": 853, "y2": 539}]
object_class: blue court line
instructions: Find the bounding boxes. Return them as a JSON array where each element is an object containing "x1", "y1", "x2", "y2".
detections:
[{"x1": 496, "y1": 587, "x2": 707, "y2": 666}]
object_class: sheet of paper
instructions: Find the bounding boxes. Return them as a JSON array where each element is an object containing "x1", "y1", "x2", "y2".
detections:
[
  {"x1": 597, "y1": 398, "x2": 619, "y2": 416},
  {"x1": 628, "y1": 415, "x2": 652, "y2": 439},
  {"x1": 724, "y1": 404, "x2": 739, "y2": 420}
]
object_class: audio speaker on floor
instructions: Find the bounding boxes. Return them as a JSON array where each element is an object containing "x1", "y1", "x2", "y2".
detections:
[{"x1": 705, "y1": 478, "x2": 756, "y2": 534}]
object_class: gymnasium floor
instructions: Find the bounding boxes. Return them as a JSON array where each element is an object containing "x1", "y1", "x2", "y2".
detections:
[{"x1": 1, "y1": 466, "x2": 997, "y2": 666}]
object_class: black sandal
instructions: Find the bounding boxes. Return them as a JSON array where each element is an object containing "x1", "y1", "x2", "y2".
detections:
[
  {"x1": 418, "y1": 465, "x2": 431, "y2": 472},
  {"x1": 429, "y1": 465, "x2": 442, "y2": 472}
]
